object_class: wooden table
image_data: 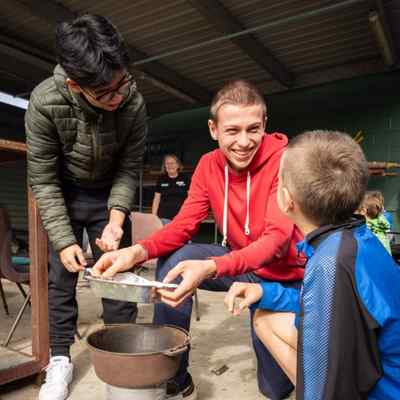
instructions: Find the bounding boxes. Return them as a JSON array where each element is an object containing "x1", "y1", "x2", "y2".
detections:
[{"x1": 0, "y1": 139, "x2": 49, "y2": 385}]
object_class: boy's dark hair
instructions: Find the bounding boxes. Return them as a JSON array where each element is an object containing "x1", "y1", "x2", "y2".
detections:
[
  {"x1": 209, "y1": 80, "x2": 267, "y2": 122},
  {"x1": 55, "y1": 14, "x2": 130, "y2": 88},
  {"x1": 282, "y1": 130, "x2": 369, "y2": 226}
]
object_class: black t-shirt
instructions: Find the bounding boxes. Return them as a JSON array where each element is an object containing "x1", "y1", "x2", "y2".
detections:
[{"x1": 155, "y1": 173, "x2": 190, "y2": 219}]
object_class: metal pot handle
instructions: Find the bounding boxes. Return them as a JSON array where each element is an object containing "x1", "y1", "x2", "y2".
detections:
[{"x1": 162, "y1": 344, "x2": 188, "y2": 357}]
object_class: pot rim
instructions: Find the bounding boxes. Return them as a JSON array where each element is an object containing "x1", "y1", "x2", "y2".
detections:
[{"x1": 86, "y1": 323, "x2": 191, "y2": 357}]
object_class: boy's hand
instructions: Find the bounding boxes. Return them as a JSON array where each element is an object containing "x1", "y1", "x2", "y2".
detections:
[
  {"x1": 157, "y1": 260, "x2": 217, "y2": 308},
  {"x1": 96, "y1": 222, "x2": 123, "y2": 252},
  {"x1": 60, "y1": 244, "x2": 87, "y2": 273},
  {"x1": 91, "y1": 244, "x2": 147, "y2": 278},
  {"x1": 224, "y1": 282, "x2": 263, "y2": 316}
]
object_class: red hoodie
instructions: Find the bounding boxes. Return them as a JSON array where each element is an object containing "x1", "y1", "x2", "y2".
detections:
[{"x1": 139, "y1": 133, "x2": 305, "y2": 281}]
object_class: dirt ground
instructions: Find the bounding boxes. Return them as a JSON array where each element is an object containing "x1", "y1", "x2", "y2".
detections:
[{"x1": 0, "y1": 275, "x2": 295, "y2": 400}]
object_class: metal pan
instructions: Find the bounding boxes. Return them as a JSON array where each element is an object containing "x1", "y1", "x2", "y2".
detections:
[{"x1": 85, "y1": 270, "x2": 178, "y2": 304}]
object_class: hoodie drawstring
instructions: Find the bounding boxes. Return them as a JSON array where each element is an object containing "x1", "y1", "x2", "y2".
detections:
[
  {"x1": 222, "y1": 165, "x2": 229, "y2": 247},
  {"x1": 244, "y1": 171, "x2": 251, "y2": 236},
  {"x1": 221, "y1": 166, "x2": 251, "y2": 247}
]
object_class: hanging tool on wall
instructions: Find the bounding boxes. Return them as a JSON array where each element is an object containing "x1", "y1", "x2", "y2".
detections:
[
  {"x1": 368, "y1": 161, "x2": 400, "y2": 176},
  {"x1": 353, "y1": 130, "x2": 364, "y2": 144}
]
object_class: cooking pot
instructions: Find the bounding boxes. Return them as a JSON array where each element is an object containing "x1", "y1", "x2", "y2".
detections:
[{"x1": 87, "y1": 324, "x2": 190, "y2": 388}]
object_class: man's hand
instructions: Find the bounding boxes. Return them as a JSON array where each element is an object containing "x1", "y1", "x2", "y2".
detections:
[
  {"x1": 91, "y1": 244, "x2": 147, "y2": 278},
  {"x1": 96, "y1": 222, "x2": 124, "y2": 252},
  {"x1": 157, "y1": 259, "x2": 217, "y2": 308},
  {"x1": 59, "y1": 244, "x2": 87, "y2": 273},
  {"x1": 224, "y1": 282, "x2": 263, "y2": 316}
]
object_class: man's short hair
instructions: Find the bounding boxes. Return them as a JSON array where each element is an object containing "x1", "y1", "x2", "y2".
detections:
[
  {"x1": 282, "y1": 130, "x2": 369, "y2": 226},
  {"x1": 55, "y1": 14, "x2": 130, "y2": 88},
  {"x1": 209, "y1": 80, "x2": 267, "y2": 122}
]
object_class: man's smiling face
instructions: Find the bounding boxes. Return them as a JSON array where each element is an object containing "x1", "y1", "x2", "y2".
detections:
[{"x1": 209, "y1": 104, "x2": 265, "y2": 172}]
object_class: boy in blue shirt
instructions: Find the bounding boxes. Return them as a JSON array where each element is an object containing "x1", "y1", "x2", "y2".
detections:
[{"x1": 225, "y1": 130, "x2": 400, "y2": 399}]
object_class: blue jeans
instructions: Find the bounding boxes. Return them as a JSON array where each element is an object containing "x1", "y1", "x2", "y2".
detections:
[{"x1": 154, "y1": 243, "x2": 299, "y2": 400}]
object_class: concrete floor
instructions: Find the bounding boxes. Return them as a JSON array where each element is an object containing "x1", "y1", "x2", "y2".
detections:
[{"x1": 0, "y1": 275, "x2": 295, "y2": 400}]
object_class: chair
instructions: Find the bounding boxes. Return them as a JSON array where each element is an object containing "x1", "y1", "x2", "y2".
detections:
[
  {"x1": 0, "y1": 208, "x2": 31, "y2": 346},
  {"x1": 131, "y1": 212, "x2": 201, "y2": 321}
]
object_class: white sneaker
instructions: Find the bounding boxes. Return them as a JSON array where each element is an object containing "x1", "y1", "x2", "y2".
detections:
[{"x1": 39, "y1": 356, "x2": 74, "y2": 400}]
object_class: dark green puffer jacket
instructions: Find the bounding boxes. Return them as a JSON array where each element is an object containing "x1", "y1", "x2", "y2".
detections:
[{"x1": 25, "y1": 65, "x2": 147, "y2": 252}]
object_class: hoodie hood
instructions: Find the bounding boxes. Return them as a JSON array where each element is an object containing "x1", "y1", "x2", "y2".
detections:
[
  {"x1": 53, "y1": 64, "x2": 137, "y2": 116},
  {"x1": 217, "y1": 133, "x2": 288, "y2": 246}
]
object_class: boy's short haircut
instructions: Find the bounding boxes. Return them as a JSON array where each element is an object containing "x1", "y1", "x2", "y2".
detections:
[
  {"x1": 282, "y1": 130, "x2": 369, "y2": 226},
  {"x1": 209, "y1": 80, "x2": 267, "y2": 122},
  {"x1": 361, "y1": 191, "x2": 383, "y2": 219},
  {"x1": 55, "y1": 14, "x2": 130, "y2": 88}
]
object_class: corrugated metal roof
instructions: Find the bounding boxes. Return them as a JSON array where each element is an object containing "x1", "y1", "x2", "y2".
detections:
[{"x1": 0, "y1": 0, "x2": 397, "y2": 116}]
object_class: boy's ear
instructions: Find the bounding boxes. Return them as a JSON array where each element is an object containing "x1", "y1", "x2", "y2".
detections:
[
  {"x1": 264, "y1": 116, "x2": 268, "y2": 130},
  {"x1": 282, "y1": 187, "x2": 295, "y2": 214},
  {"x1": 66, "y1": 78, "x2": 81, "y2": 94},
  {"x1": 208, "y1": 119, "x2": 218, "y2": 141}
]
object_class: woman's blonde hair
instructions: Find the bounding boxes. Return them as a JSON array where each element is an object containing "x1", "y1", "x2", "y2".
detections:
[{"x1": 161, "y1": 153, "x2": 183, "y2": 174}]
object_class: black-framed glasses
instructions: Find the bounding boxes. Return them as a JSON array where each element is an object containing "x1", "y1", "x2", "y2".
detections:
[{"x1": 83, "y1": 75, "x2": 134, "y2": 103}]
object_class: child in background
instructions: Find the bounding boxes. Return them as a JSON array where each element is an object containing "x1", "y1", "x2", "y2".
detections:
[
  {"x1": 359, "y1": 191, "x2": 392, "y2": 254},
  {"x1": 372, "y1": 190, "x2": 394, "y2": 229},
  {"x1": 371, "y1": 190, "x2": 395, "y2": 244},
  {"x1": 225, "y1": 130, "x2": 400, "y2": 400}
]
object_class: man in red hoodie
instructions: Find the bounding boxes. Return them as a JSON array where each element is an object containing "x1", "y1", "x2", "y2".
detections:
[{"x1": 93, "y1": 80, "x2": 305, "y2": 400}]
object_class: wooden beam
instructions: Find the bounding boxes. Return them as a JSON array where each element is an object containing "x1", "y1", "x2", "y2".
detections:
[
  {"x1": 188, "y1": 0, "x2": 294, "y2": 87},
  {"x1": 0, "y1": 359, "x2": 40, "y2": 386},
  {"x1": 374, "y1": 0, "x2": 397, "y2": 61},
  {"x1": 0, "y1": 42, "x2": 53, "y2": 73},
  {"x1": 0, "y1": 32, "x2": 56, "y2": 95},
  {"x1": 137, "y1": 72, "x2": 197, "y2": 104},
  {"x1": 0, "y1": 139, "x2": 27, "y2": 152},
  {"x1": 131, "y1": 50, "x2": 211, "y2": 103},
  {"x1": 28, "y1": 189, "x2": 49, "y2": 370},
  {"x1": 15, "y1": 0, "x2": 76, "y2": 22},
  {"x1": 0, "y1": 34, "x2": 55, "y2": 87},
  {"x1": 0, "y1": 139, "x2": 26, "y2": 164},
  {"x1": 14, "y1": 0, "x2": 211, "y2": 104},
  {"x1": 0, "y1": 32, "x2": 54, "y2": 65},
  {"x1": 0, "y1": 142, "x2": 48, "y2": 384},
  {"x1": 146, "y1": 100, "x2": 195, "y2": 117}
]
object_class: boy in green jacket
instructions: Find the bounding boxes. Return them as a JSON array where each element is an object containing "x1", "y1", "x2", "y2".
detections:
[{"x1": 25, "y1": 14, "x2": 147, "y2": 400}]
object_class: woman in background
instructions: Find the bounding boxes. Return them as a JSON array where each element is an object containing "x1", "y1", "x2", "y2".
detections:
[{"x1": 152, "y1": 154, "x2": 190, "y2": 224}]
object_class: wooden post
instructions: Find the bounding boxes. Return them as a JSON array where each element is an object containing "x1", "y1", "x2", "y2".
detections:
[
  {"x1": 28, "y1": 187, "x2": 49, "y2": 369},
  {"x1": 0, "y1": 140, "x2": 49, "y2": 384}
]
